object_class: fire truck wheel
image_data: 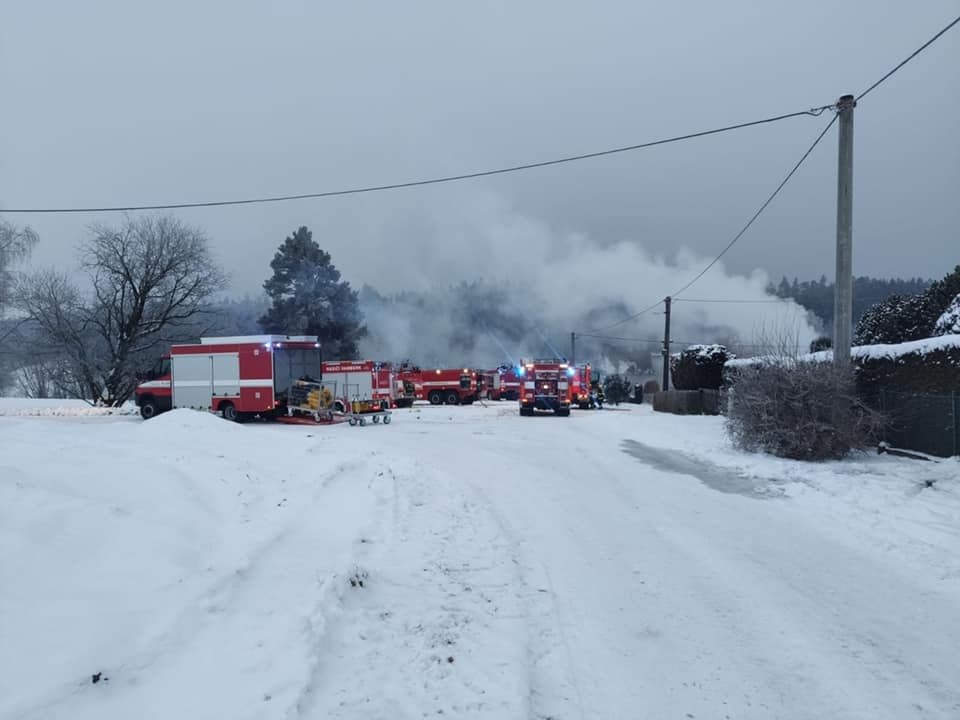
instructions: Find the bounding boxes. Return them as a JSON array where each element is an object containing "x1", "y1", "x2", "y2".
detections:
[
  {"x1": 557, "y1": 407, "x2": 571, "y2": 417},
  {"x1": 334, "y1": 401, "x2": 346, "y2": 414},
  {"x1": 372, "y1": 414, "x2": 380, "y2": 424},
  {"x1": 445, "y1": 391, "x2": 459, "y2": 405},
  {"x1": 428, "y1": 391, "x2": 443, "y2": 405},
  {"x1": 139, "y1": 399, "x2": 159, "y2": 420},
  {"x1": 383, "y1": 414, "x2": 392, "y2": 424},
  {"x1": 380, "y1": 400, "x2": 390, "y2": 411},
  {"x1": 349, "y1": 417, "x2": 357, "y2": 426},
  {"x1": 220, "y1": 402, "x2": 240, "y2": 422}
]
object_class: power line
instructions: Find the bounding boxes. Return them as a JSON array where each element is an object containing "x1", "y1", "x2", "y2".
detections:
[
  {"x1": 576, "y1": 333, "x2": 666, "y2": 344},
  {"x1": 579, "y1": 332, "x2": 792, "y2": 352},
  {"x1": 582, "y1": 298, "x2": 665, "y2": 334},
  {"x1": 576, "y1": 19, "x2": 959, "y2": 332},
  {"x1": 580, "y1": 113, "x2": 837, "y2": 336},
  {"x1": 672, "y1": 298, "x2": 787, "y2": 304},
  {"x1": 669, "y1": 113, "x2": 838, "y2": 299},
  {"x1": 857, "y1": 14, "x2": 960, "y2": 101},
  {"x1": 0, "y1": 106, "x2": 833, "y2": 215}
]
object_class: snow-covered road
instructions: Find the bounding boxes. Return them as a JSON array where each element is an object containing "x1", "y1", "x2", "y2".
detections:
[{"x1": 2, "y1": 402, "x2": 958, "y2": 719}]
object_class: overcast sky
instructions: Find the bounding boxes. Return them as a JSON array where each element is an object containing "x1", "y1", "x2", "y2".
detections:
[{"x1": 2, "y1": 1, "x2": 958, "y2": 299}]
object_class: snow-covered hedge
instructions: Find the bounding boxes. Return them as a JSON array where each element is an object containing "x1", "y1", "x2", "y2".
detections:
[
  {"x1": 725, "y1": 334, "x2": 960, "y2": 396},
  {"x1": 670, "y1": 344, "x2": 732, "y2": 390}
]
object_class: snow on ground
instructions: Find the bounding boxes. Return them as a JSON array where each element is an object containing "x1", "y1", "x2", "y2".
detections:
[
  {"x1": 1, "y1": 401, "x2": 958, "y2": 719},
  {"x1": 0, "y1": 398, "x2": 137, "y2": 417}
]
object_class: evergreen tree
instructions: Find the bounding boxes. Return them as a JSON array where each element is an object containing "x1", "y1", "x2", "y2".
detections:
[
  {"x1": 259, "y1": 226, "x2": 366, "y2": 358},
  {"x1": 926, "y1": 265, "x2": 960, "y2": 318},
  {"x1": 853, "y1": 294, "x2": 934, "y2": 345},
  {"x1": 602, "y1": 374, "x2": 633, "y2": 405},
  {"x1": 809, "y1": 336, "x2": 832, "y2": 353},
  {"x1": 853, "y1": 266, "x2": 960, "y2": 344},
  {"x1": 934, "y1": 294, "x2": 960, "y2": 336}
]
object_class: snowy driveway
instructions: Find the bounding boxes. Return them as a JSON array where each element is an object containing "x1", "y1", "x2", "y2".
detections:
[{"x1": 1, "y1": 403, "x2": 958, "y2": 719}]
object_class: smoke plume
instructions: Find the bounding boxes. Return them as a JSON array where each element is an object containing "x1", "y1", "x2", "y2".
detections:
[{"x1": 354, "y1": 193, "x2": 817, "y2": 373}]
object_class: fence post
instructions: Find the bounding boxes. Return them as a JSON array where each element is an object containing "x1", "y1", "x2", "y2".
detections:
[
  {"x1": 879, "y1": 388, "x2": 887, "y2": 446},
  {"x1": 953, "y1": 390, "x2": 960, "y2": 455}
]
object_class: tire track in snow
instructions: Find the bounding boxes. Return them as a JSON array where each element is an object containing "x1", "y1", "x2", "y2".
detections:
[
  {"x1": 296, "y1": 459, "x2": 529, "y2": 718},
  {"x1": 468, "y1": 483, "x2": 587, "y2": 720}
]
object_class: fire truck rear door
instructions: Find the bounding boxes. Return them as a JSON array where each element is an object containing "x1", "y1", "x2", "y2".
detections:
[
  {"x1": 212, "y1": 353, "x2": 240, "y2": 398},
  {"x1": 172, "y1": 354, "x2": 213, "y2": 409}
]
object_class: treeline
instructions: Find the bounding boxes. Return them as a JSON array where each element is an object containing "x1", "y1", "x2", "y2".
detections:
[
  {"x1": 767, "y1": 275, "x2": 932, "y2": 331},
  {"x1": 0, "y1": 219, "x2": 365, "y2": 405}
]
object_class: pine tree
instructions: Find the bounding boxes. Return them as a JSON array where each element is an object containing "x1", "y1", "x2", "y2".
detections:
[
  {"x1": 853, "y1": 294, "x2": 934, "y2": 345},
  {"x1": 259, "y1": 226, "x2": 366, "y2": 358},
  {"x1": 853, "y1": 266, "x2": 960, "y2": 344},
  {"x1": 934, "y1": 293, "x2": 960, "y2": 336}
]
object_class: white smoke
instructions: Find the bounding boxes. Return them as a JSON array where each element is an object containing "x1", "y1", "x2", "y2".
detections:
[{"x1": 353, "y1": 192, "x2": 817, "y2": 371}]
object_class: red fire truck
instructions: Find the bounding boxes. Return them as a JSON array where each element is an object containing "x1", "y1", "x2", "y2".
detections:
[
  {"x1": 377, "y1": 362, "x2": 416, "y2": 408},
  {"x1": 518, "y1": 358, "x2": 573, "y2": 416},
  {"x1": 476, "y1": 370, "x2": 501, "y2": 400},
  {"x1": 321, "y1": 360, "x2": 415, "y2": 411},
  {"x1": 497, "y1": 365, "x2": 521, "y2": 400},
  {"x1": 134, "y1": 335, "x2": 321, "y2": 421},
  {"x1": 397, "y1": 365, "x2": 478, "y2": 405},
  {"x1": 570, "y1": 363, "x2": 592, "y2": 409}
]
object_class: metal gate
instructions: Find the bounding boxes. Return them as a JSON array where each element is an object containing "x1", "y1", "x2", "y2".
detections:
[{"x1": 879, "y1": 390, "x2": 960, "y2": 458}]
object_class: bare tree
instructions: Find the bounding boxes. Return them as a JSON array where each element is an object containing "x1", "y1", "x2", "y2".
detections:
[
  {"x1": 0, "y1": 220, "x2": 38, "y2": 315},
  {"x1": 0, "y1": 221, "x2": 39, "y2": 391},
  {"x1": 17, "y1": 215, "x2": 227, "y2": 405}
]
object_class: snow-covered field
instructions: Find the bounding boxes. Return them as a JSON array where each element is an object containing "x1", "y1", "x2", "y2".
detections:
[{"x1": 1, "y1": 400, "x2": 958, "y2": 719}]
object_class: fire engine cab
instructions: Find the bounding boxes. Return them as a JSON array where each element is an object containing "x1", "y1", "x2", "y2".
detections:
[
  {"x1": 518, "y1": 358, "x2": 573, "y2": 416},
  {"x1": 497, "y1": 365, "x2": 521, "y2": 400},
  {"x1": 134, "y1": 335, "x2": 321, "y2": 421}
]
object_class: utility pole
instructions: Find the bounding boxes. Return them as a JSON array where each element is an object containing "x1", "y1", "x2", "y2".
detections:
[
  {"x1": 570, "y1": 332, "x2": 576, "y2": 365},
  {"x1": 833, "y1": 94, "x2": 856, "y2": 367},
  {"x1": 661, "y1": 296, "x2": 672, "y2": 391}
]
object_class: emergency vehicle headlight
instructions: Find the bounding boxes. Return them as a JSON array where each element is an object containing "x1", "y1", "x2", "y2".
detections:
[
  {"x1": 264, "y1": 342, "x2": 272, "y2": 349},
  {"x1": 566, "y1": 367, "x2": 575, "y2": 377},
  {"x1": 518, "y1": 367, "x2": 525, "y2": 376}
]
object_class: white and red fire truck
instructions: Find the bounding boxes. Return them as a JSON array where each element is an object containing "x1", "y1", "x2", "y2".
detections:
[
  {"x1": 396, "y1": 366, "x2": 478, "y2": 405},
  {"x1": 376, "y1": 362, "x2": 417, "y2": 408},
  {"x1": 320, "y1": 360, "x2": 415, "y2": 412},
  {"x1": 134, "y1": 335, "x2": 321, "y2": 421},
  {"x1": 518, "y1": 358, "x2": 573, "y2": 416}
]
